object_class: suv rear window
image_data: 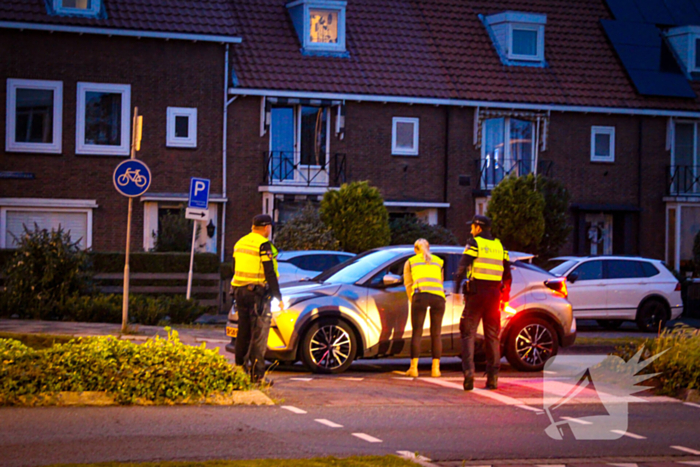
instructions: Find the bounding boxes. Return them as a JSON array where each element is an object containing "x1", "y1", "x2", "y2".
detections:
[{"x1": 604, "y1": 260, "x2": 660, "y2": 279}]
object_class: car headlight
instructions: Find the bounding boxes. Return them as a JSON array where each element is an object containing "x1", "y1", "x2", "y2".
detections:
[{"x1": 270, "y1": 293, "x2": 320, "y2": 313}]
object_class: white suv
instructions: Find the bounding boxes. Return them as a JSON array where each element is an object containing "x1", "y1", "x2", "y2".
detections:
[{"x1": 547, "y1": 256, "x2": 683, "y2": 332}]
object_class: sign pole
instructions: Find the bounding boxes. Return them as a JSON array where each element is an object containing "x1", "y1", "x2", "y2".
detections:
[
  {"x1": 186, "y1": 222, "x2": 197, "y2": 300},
  {"x1": 122, "y1": 107, "x2": 142, "y2": 333}
]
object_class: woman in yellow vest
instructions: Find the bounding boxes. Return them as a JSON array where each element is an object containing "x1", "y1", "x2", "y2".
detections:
[{"x1": 402, "y1": 238, "x2": 446, "y2": 378}]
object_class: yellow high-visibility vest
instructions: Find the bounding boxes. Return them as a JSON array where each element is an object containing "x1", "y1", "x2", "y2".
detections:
[
  {"x1": 465, "y1": 237, "x2": 509, "y2": 282},
  {"x1": 408, "y1": 254, "x2": 445, "y2": 299},
  {"x1": 232, "y1": 232, "x2": 277, "y2": 286}
]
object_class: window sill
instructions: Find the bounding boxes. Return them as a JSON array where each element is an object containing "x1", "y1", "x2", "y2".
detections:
[
  {"x1": 6, "y1": 144, "x2": 62, "y2": 155},
  {"x1": 392, "y1": 152, "x2": 419, "y2": 157},
  {"x1": 590, "y1": 158, "x2": 615, "y2": 164}
]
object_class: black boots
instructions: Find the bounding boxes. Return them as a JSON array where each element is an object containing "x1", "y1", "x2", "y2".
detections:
[
  {"x1": 463, "y1": 376, "x2": 474, "y2": 391},
  {"x1": 486, "y1": 374, "x2": 498, "y2": 390}
]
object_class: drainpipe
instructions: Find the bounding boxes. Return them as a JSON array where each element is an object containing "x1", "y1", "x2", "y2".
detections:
[
  {"x1": 637, "y1": 117, "x2": 643, "y2": 255},
  {"x1": 221, "y1": 44, "x2": 238, "y2": 262}
]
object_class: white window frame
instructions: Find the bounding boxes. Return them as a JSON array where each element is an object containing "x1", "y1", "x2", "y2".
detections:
[
  {"x1": 76, "y1": 82, "x2": 131, "y2": 156},
  {"x1": 52, "y1": 0, "x2": 101, "y2": 18},
  {"x1": 508, "y1": 23, "x2": 545, "y2": 62},
  {"x1": 288, "y1": 0, "x2": 347, "y2": 53},
  {"x1": 0, "y1": 198, "x2": 97, "y2": 249},
  {"x1": 590, "y1": 126, "x2": 616, "y2": 163},
  {"x1": 6, "y1": 79, "x2": 63, "y2": 154},
  {"x1": 480, "y1": 117, "x2": 537, "y2": 189},
  {"x1": 392, "y1": 117, "x2": 419, "y2": 156},
  {"x1": 166, "y1": 107, "x2": 197, "y2": 148}
]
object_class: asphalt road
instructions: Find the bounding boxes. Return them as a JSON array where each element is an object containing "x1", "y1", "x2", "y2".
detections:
[{"x1": 2, "y1": 357, "x2": 700, "y2": 467}]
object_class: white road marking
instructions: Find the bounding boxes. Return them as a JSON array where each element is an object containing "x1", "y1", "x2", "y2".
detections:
[
  {"x1": 560, "y1": 416, "x2": 593, "y2": 425},
  {"x1": 393, "y1": 376, "x2": 416, "y2": 381},
  {"x1": 289, "y1": 377, "x2": 314, "y2": 381},
  {"x1": 396, "y1": 450, "x2": 434, "y2": 466},
  {"x1": 352, "y1": 432, "x2": 382, "y2": 443},
  {"x1": 684, "y1": 402, "x2": 700, "y2": 409},
  {"x1": 339, "y1": 377, "x2": 365, "y2": 381},
  {"x1": 672, "y1": 446, "x2": 700, "y2": 456},
  {"x1": 423, "y1": 378, "x2": 543, "y2": 413},
  {"x1": 539, "y1": 464, "x2": 566, "y2": 467},
  {"x1": 610, "y1": 430, "x2": 647, "y2": 440},
  {"x1": 609, "y1": 463, "x2": 639, "y2": 467},
  {"x1": 315, "y1": 419, "x2": 343, "y2": 428},
  {"x1": 280, "y1": 405, "x2": 307, "y2": 414},
  {"x1": 678, "y1": 461, "x2": 700, "y2": 465}
]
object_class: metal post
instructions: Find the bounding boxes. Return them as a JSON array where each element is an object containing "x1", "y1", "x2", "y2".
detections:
[
  {"x1": 121, "y1": 107, "x2": 139, "y2": 333},
  {"x1": 186, "y1": 221, "x2": 197, "y2": 300}
]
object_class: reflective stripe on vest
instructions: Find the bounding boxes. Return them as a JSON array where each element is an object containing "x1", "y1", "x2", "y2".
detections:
[
  {"x1": 408, "y1": 254, "x2": 445, "y2": 299},
  {"x1": 468, "y1": 237, "x2": 506, "y2": 282},
  {"x1": 232, "y1": 232, "x2": 270, "y2": 286}
]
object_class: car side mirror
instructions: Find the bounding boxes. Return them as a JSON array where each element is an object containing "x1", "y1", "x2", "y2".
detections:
[
  {"x1": 382, "y1": 273, "x2": 402, "y2": 286},
  {"x1": 567, "y1": 272, "x2": 579, "y2": 284}
]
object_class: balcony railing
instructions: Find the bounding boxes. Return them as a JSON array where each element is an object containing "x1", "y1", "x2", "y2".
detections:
[
  {"x1": 263, "y1": 152, "x2": 347, "y2": 187},
  {"x1": 475, "y1": 158, "x2": 553, "y2": 190},
  {"x1": 668, "y1": 165, "x2": 700, "y2": 195}
]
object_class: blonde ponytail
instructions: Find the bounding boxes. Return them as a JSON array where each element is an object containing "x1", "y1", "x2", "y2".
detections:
[{"x1": 414, "y1": 238, "x2": 431, "y2": 263}]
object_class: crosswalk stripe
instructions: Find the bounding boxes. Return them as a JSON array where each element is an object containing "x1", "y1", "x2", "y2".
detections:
[
  {"x1": 280, "y1": 405, "x2": 307, "y2": 414},
  {"x1": 610, "y1": 430, "x2": 646, "y2": 440},
  {"x1": 352, "y1": 432, "x2": 382, "y2": 443},
  {"x1": 560, "y1": 416, "x2": 592, "y2": 425},
  {"x1": 422, "y1": 378, "x2": 543, "y2": 413},
  {"x1": 672, "y1": 446, "x2": 700, "y2": 456},
  {"x1": 315, "y1": 419, "x2": 343, "y2": 428}
]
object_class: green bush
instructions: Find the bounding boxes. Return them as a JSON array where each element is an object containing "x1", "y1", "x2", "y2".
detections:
[
  {"x1": 60, "y1": 294, "x2": 207, "y2": 325},
  {"x1": 389, "y1": 216, "x2": 459, "y2": 246},
  {"x1": 0, "y1": 329, "x2": 251, "y2": 405},
  {"x1": 535, "y1": 176, "x2": 572, "y2": 260},
  {"x1": 152, "y1": 209, "x2": 193, "y2": 252},
  {"x1": 487, "y1": 173, "x2": 546, "y2": 253},
  {"x1": 320, "y1": 181, "x2": 391, "y2": 254},
  {"x1": 275, "y1": 203, "x2": 340, "y2": 251},
  {"x1": 615, "y1": 325, "x2": 700, "y2": 396},
  {"x1": 2, "y1": 225, "x2": 92, "y2": 320}
]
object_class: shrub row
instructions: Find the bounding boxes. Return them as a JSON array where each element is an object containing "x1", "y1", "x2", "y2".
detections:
[
  {"x1": 616, "y1": 325, "x2": 700, "y2": 396},
  {"x1": 0, "y1": 329, "x2": 251, "y2": 405},
  {"x1": 2, "y1": 293, "x2": 208, "y2": 325}
]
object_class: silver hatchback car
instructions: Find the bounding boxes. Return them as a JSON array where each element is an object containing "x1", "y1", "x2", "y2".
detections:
[{"x1": 226, "y1": 246, "x2": 576, "y2": 373}]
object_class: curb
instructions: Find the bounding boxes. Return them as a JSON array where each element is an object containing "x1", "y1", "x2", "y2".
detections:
[{"x1": 14, "y1": 389, "x2": 274, "y2": 407}]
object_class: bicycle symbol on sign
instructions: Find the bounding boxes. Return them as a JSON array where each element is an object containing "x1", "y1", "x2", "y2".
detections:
[{"x1": 117, "y1": 168, "x2": 148, "y2": 188}]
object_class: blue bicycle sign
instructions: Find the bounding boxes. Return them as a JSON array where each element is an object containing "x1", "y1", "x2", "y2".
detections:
[{"x1": 113, "y1": 159, "x2": 152, "y2": 197}]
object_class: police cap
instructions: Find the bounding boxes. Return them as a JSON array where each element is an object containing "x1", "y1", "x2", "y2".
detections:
[
  {"x1": 252, "y1": 214, "x2": 273, "y2": 227},
  {"x1": 467, "y1": 214, "x2": 492, "y2": 228}
]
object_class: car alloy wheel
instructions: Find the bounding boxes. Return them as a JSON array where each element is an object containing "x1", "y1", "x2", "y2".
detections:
[
  {"x1": 636, "y1": 299, "x2": 668, "y2": 332},
  {"x1": 505, "y1": 317, "x2": 559, "y2": 372},
  {"x1": 301, "y1": 318, "x2": 358, "y2": 374}
]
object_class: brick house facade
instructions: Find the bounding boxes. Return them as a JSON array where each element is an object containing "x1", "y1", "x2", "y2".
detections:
[{"x1": 3, "y1": 0, "x2": 700, "y2": 273}]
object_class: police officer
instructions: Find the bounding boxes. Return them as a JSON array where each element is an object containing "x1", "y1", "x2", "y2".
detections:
[
  {"x1": 402, "y1": 239, "x2": 446, "y2": 378},
  {"x1": 454, "y1": 214, "x2": 511, "y2": 391},
  {"x1": 231, "y1": 214, "x2": 282, "y2": 384}
]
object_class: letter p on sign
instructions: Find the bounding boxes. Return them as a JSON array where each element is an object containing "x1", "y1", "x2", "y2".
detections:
[{"x1": 188, "y1": 177, "x2": 210, "y2": 210}]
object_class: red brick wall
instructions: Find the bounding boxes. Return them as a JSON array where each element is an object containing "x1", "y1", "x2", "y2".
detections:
[{"x1": 0, "y1": 29, "x2": 225, "y2": 252}]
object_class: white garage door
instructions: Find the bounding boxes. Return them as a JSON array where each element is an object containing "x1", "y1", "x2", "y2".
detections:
[{"x1": 5, "y1": 210, "x2": 88, "y2": 249}]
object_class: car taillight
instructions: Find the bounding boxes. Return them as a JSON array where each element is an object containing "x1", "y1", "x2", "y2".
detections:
[
  {"x1": 675, "y1": 282, "x2": 682, "y2": 292},
  {"x1": 545, "y1": 278, "x2": 568, "y2": 299}
]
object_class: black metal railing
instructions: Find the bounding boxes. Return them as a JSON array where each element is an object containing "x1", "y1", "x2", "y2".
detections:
[
  {"x1": 475, "y1": 158, "x2": 553, "y2": 190},
  {"x1": 668, "y1": 165, "x2": 700, "y2": 195},
  {"x1": 263, "y1": 152, "x2": 347, "y2": 187}
]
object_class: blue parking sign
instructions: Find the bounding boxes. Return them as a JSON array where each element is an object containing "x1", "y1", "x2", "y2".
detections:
[{"x1": 189, "y1": 178, "x2": 210, "y2": 210}]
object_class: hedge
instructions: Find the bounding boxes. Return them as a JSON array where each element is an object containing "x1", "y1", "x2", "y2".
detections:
[
  {"x1": 0, "y1": 329, "x2": 251, "y2": 405},
  {"x1": 615, "y1": 325, "x2": 700, "y2": 396}
]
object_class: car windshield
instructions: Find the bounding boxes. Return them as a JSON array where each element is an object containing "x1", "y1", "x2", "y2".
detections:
[
  {"x1": 313, "y1": 250, "x2": 401, "y2": 284},
  {"x1": 548, "y1": 259, "x2": 578, "y2": 276}
]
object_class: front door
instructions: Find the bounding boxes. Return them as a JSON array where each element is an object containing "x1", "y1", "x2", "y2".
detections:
[{"x1": 566, "y1": 259, "x2": 607, "y2": 319}]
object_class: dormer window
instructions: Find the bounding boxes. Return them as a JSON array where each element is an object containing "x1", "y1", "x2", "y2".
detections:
[
  {"x1": 51, "y1": 0, "x2": 102, "y2": 18},
  {"x1": 287, "y1": 0, "x2": 347, "y2": 55},
  {"x1": 483, "y1": 11, "x2": 546, "y2": 65},
  {"x1": 667, "y1": 26, "x2": 700, "y2": 76}
]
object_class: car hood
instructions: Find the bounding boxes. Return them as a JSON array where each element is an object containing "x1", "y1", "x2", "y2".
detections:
[{"x1": 280, "y1": 280, "x2": 342, "y2": 297}]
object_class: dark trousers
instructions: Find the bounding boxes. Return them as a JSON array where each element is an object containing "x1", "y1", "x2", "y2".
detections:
[
  {"x1": 233, "y1": 287, "x2": 272, "y2": 382},
  {"x1": 460, "y1": 285, "x2": 501, "y2": 378},
  {"x1": 410, "y1": 292, "x2": 446, "y2": 359}
]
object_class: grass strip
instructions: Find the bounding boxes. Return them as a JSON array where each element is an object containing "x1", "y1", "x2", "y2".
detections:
[
  {"x1": 575, "y1": 337, "x2": 647, "y2": 347},
  {"x1": 43, "y1": 456, "x2": 418, "y2": 467}
]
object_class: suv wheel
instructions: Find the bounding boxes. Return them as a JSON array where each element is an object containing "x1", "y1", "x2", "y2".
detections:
[
  {"x1": 300, "y1": 318, "x2": 357, "y2": 374},
  {"x1": 505, "y1": 318, "x2": 559, "y2": 372},
  {"x1": 636, "y1": 299, "x2": 668, "y2": 333}
]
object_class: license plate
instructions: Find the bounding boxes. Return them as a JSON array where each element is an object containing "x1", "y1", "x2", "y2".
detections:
[{"x1": 226, "y1": 326, "x2": 238, "y2": 338}]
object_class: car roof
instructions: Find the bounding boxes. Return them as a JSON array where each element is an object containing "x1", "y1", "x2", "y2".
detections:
[
  {"x1": 551, "y1": 255, "x2": 660, "y2": 262},
  {"x1": 277, "y1": 250, "x2": 356, "y2": 260}
]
